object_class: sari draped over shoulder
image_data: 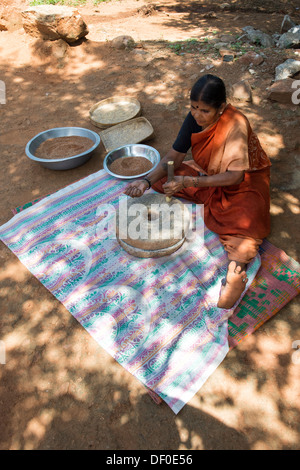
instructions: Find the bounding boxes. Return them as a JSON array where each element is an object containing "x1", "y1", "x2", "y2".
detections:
[
  {"x1": 191, "y1": 104, "x2": 271, "y2": 174},
  {"x1": 152, "y1": 104, "x2": 271, "y2": 263}
]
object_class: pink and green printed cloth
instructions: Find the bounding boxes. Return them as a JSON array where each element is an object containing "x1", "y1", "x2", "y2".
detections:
[{"x1": 1, "y1": 170, "x2": 299, "y2": 413}]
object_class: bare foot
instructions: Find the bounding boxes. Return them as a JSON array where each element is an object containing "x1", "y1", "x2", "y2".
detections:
[{"x1": 217, "y1": 261, "x2": 248, "y2": 309}]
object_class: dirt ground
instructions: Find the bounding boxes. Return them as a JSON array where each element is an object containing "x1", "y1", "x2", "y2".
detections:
[{"x1": 0, "y1": 0, "x2": 299, "y2": 451}]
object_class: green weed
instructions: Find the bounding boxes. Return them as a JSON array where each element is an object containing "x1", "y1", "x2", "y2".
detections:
[
  {"x1": 167, "y1": 38, "x2": 200, "y2": 55},
  {"x1": 30, "y1": 0, "x2": 62, "y2": 5}
]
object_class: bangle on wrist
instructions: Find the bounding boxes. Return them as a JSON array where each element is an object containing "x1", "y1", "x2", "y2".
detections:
[
  {"x1": 182, "y1": 176, "x2": 186, "y2": 188},
  {"x1": 143, "y1": 177, "x2": 151, "y2": 189}
]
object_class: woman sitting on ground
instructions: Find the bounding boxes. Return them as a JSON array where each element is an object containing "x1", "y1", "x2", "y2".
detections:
[{"x1": 124, "y1": 74, "x2": 271, "y2": 309}]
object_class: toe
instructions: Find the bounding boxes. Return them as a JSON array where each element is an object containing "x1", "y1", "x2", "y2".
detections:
[
  {"x1": 235, "y1": 265, "x2": 242, "y2": 274},
  {"x1": 228, "y1": 260, "x2": 238, "y2": 274}
]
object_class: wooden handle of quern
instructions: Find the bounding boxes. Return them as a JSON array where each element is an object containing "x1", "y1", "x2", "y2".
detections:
[{"x1": 166, "y1": 161, "x2": 174, "y2": 202}]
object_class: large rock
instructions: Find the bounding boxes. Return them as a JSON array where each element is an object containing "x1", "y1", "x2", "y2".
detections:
[
  {"x1": 229, "y1": 80, "x2": 252, "y2": 102},
  {"x1": 111, "y1": 35, "x2": 135, "y2": 49},
  {"x1": 267, "y1": 78, "x2": 299, "y2": 104},
  {"x1": 280, "y1": 15, "x2": 296, "y2": 34},
  {"x1": 275, "y1": 59, "x2": 300, "y2": 81},
  {"x1": 242, "y1": 26, "x2": 275, "y2": 48},
  {"x1": 237, "y1": 51, "x2": 264, "y2": 66},
  {"x1": 277, "y1": 25, "x2": 300, "y2": 49},
  {"x1": 21, "y1": 5, "x2": 88, "y2": 43}
]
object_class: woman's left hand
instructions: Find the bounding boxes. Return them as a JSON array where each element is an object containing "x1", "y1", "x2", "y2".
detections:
[{"x1": 162, "y1": 176, "x2": 184, "y2": 197}]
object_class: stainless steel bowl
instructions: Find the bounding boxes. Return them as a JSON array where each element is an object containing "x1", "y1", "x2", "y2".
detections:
[
  {"x1": 103, "y1": 144, "x2": 160, "y2": 180},
  {"x1": 25, "y1": 127, "x2": 101, "y2": 170}
]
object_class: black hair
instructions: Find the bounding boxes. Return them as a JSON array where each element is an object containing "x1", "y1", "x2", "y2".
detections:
[{"x1": 190, "y1": 74, "x2": 226, "y2": 109}]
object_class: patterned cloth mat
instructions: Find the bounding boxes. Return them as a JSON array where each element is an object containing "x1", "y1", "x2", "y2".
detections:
[{"x1": 2, "y1": 170, "x2": 299, "y2": 413}]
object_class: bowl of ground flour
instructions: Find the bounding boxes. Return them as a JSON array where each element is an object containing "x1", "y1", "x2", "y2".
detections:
[
  {"x1": 25, "y1": 127, "x2": 101, "y2": 170},
  {"x1": 104, "y1": 144, "x2": 160, "y2": 180}
]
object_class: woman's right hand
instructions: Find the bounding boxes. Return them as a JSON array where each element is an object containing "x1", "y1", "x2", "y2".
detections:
[{"x1": 123, "y1": 179, "x2": 149, "y2": 198}]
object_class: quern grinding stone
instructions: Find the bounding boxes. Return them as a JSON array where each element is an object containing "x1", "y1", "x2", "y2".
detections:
[{"x1": 116, "y1": 193, "x2": 190, "y2": 258}]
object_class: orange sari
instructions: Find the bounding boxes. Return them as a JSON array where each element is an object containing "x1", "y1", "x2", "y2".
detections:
[{"x1": 152, "y1": 104, "x2": 271, "y2": 263}]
